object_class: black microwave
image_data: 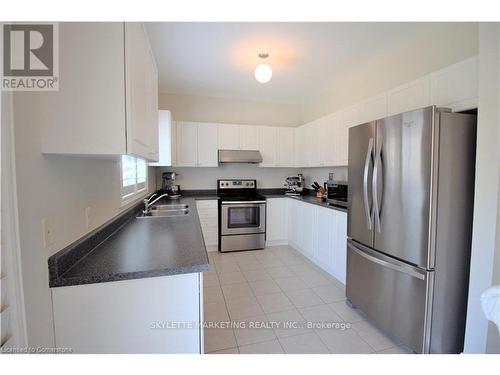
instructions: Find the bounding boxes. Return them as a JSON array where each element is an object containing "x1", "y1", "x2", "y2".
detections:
[{"x1": 327, "y1": 181, "x2": 348, "y2": 208}]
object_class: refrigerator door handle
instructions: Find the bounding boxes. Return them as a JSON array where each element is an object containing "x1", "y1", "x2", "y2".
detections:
[
  {"x1": 373, "y1": 135, "x2": 382, "y2": 232},
  {"x1": 363, "y1": 138, "x2": 374, "y2": 230},
  {"x1": 347, "y1": 240, "x2": 426, "y2": 280}
]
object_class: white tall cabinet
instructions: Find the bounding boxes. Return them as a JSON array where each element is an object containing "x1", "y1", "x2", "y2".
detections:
[{"x1": 40, "y1": 22, "x2": 159, "y2": 161}]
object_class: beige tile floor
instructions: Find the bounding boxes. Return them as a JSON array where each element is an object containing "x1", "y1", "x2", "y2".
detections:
[{"x1": 203, "y1": 245, "x2": 413, "y2": 354}]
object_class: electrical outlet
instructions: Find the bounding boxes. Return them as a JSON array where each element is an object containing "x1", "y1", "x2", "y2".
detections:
[
  {"x1": 85, "y1": 207, "x2": 92, "y2": 230},
  {"x1": 42, "y1": 218, "x2": 54, "y2": 248}
]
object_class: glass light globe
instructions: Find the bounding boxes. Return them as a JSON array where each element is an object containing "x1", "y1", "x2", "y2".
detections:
[{"x1": 254, "y1": 63, "x2": 272, "y2": 83}]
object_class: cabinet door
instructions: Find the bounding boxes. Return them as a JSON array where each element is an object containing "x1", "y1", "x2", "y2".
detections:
[
  {"x1": 333, "y1": 211, "x2": 347, "y2": 284},
  {"x1": 125, "y1": 23, "x2": 158, "y2": 161},
  {"x1": 197, "y1": 123, "x2": 218, "y2": 167},
  {"x1": 196, "y1": 200, "x2": 218, "y2": 249},
  {"x1": 322, "y1": 114, "x2": 337, "y2": 166},
  {"x1": 239, "y1": 125, "x2": 260, "y2": 150},
  {"x1": 149, "y1": 110, "x2": 172, "y2": 166},
  {"x1": 266, "y1": 198, "x2": 288, "y2": 244},
  {"x1": 289, "y1": 199, "x2": 303, "y2": 249},
  {"x1": 429, "y1": 57, "x2": 478, "y2": 111},
  {"x1": 176, "y1": 122, "x2": 198, "y2": 167},
  {"x1": 387, "y1": 76, "x2": 431, "y2": 116},
  {"x1": 334, "y1": 110, "x2": 351, "y2": 166},
  {"x1": 218, "y1": 124, "x2": 240, "y2": 149},
  {"x1": 358, "y1": 93, "x2": 388, "y2": 124},
  {"x1": 294, "y1": 126, "x2": 307, "y2": 168},
  {"x1": 277, "y1": 127, "x2": 295, "y2": 167},
  {"x1": 260, "y1": 126, "x2": 278, "y2": 167},
  {"x1": 316, "y1": 206, "x2": 335, "y2": 275},
  {"x1": 302, "y1": 122, "x2": 315, "y2": 167},
  {"x1": 39, "y1": 23, "x2": 127, "y2": 156},
  {"x1": 310, "y1": 120, "x2": 323, "y2": 167},
  {"x1": 302, "y1": 202, "x2": 317, "y2": 259}
]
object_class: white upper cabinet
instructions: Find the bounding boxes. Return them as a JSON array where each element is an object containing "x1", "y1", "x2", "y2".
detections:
[
  {"x1": 149, "y1": 110, "x2": 173, "y2": 166},
  {"x1": 259, "y1": 126, "x2": 278, "y2": 167},
  {"x1": 387, "y1": 76, "x2": 431, "y2": 116},
  {"x1": 218, "y1": 124, "x2": 240, "y2": 150},
  {"x1": 176, "y1": 122, "x2": 198, "y2": 167},
  {"x1": 276, "y1": 127, "x2": 295, "y2": 167},
  {"x1": 40, "y1": 23, "x2": 158, "y2": 161},
  {"x1": 358, "y1": 93, "x2": 388, "y2": 124},
  {"x1": 324, "y1": 114, "x2": 339, "y2": 166},
  {"x1": 429, "y1": 56, "x2": 478, "y2": 111},
  {"x1": 197, "y1": 123, "x2": 218, "y2": 167},
  {"x1": 239, "y1": 125, "x2": 261, "y2": 150},
  {"x1": 125, "y1": 23, "x2": 159, "y2": 161},
  {"x1": 175, "y1": 122, "x2": 218, "y2": 167},
  {"x1": 294, "y1": 126, "x2": 306, "y2": 168}
]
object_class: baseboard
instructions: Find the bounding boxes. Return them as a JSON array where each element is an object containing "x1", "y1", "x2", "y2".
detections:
[
  {"x1": 206, "y1": 245, "x2": 219, "y2": 252},
  {"x1": 265, "y1": 240, "x2": 289, "y2": 247}
]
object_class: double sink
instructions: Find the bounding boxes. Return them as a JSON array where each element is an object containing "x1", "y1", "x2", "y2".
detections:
[{"x1": 137, "y1": 204, "x2": 190, "y2": 219}]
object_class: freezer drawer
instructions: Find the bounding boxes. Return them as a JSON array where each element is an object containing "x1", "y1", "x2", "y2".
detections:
[{"x1": 346, "y1": 239, "x2": 433, "y2": 353}]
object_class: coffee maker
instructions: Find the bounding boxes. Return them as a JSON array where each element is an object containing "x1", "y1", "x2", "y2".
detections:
[
  {"x1": 284, "y1": 174, "x2": 305, "y2": 196},
  {"x1": 161, "y1": 172, "x2": 181, "y2": 199}
]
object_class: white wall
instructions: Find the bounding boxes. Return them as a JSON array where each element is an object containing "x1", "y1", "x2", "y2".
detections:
[
  {"x1": 301, "y1": 25, "x2": 478, "y2": 122},
  {"x1": 300, "y1": 167, "x2": 348, "y2": 189},
  {"x1": 464, "y1": 23, "x2": 500, "y2": 354},
  {"x1": 12, "y1": 93, "x2": 155, "y2": 347},
  {"x1": 159, "y1": 93, "x2": 302, "y2": 127}
]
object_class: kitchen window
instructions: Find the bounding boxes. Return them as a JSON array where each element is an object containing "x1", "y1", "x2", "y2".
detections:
[{"x1": 120, "y1": 155, "x2": 147, "y2": 203}]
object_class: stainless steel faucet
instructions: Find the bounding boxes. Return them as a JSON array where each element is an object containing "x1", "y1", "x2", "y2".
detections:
[{"x1": 143, "y1": 193, "x2": 169, "y2": 214}]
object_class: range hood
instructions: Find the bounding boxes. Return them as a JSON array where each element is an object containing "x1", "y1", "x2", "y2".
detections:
[{"x1": 218, "y1": 149, "x2": 263, "y2": 164}]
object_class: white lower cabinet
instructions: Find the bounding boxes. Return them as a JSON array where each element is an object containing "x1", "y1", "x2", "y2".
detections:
[
  {"x1": 196, "y1": 200, "x2": 218, "y2": 251},
  {"x1": 266, "y1": 198, "x2": 288, "y2": 246},
  {"x1": 52, "y1": 273, "x2": 203, "y2": 353},
  {"x1": 283, "y1": 198, "x2": 347, "y2": 284}
]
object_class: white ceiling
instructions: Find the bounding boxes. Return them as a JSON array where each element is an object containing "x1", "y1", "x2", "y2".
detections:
[{"x1": 146, "y1": 22, "x2": 478, "y2": 104}]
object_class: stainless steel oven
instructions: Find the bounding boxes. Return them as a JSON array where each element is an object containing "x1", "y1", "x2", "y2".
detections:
[
  {"x1": 217, "y1": 179, "x2": 267, "y2": 252},
  {"x1": 221, "y1": 201, "x2": 266, "y2": 236}
]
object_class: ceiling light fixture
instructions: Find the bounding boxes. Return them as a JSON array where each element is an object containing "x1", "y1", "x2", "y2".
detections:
[{"x1": 254, "y1": 53, "x2": 272, "y2": 83}]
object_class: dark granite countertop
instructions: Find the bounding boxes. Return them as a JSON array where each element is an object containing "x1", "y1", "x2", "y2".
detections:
[
  {"x1": 49, "y1": 195, "x2": 216, "y2": 288},
  {"x1": 262, "y1": 193, "x2": 348, "y2": 213}
]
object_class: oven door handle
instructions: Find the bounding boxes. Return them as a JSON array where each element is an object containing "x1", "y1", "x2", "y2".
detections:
[{"x1": 221, "y1": 201, "x2": 267, "y2": 205}]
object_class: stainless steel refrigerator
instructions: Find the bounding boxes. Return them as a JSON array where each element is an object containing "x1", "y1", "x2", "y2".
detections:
[{"x1": 346, "y1": 106, "x2": 476, "y2": 354}]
